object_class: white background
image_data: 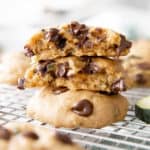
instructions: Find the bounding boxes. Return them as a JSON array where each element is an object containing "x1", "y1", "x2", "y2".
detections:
[{"x1": 0, "y1": 0, "x2": 150, "y2": 51}]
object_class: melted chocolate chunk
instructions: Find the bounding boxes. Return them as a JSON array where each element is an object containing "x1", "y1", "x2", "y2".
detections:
[
  {"x1": 135, "y1": 74, "x2": 146, "y2": 84},
  {"x1": 24, "y1": 45, "x2": 34, "y2": 57},
  {"x1": 55, "y1": 132, "x2": 73, "y2": 144},
  {"x1": 70, "y1": 21, "x2": 88, "y2": 39},
  {"x1": 71, "y1": 99, "x2": 93, "y2": 117},
  {"x1": 23, "y1": 131, "x2": 39, "y2": 140},
  {"x1": 0, "y1": 126, "x2": 12, "y2": 140},
  {"x1": 44, "y1": 28, "x2": 66, "y2": 49},
  {"x1": 17, "y1": 78, "x2": 25, "y2": 90},
  {"x1": 45, "y1": 28, "x2": 59, "y2": 42},
  {"x1": 70, "y1": 21, "x2": 89, "y2": 48},
  {"x1": 52, "y1": 87, "x2": 69, "y2": 94},
  {"x1": 56, "y1": 37, "x2": 67, "y2": 49},
  {"x1": 55, "y1": 62, "x2": 69, "y2": 77},
  {"x1": 37, "y1": 60, "x2": 55, "y2": 75},
  {"x1": 111, "y1": 79, "x2": 126, "y2": 93},
  {"x1": 137, "y1": 62, "x2": 150, "y2": 70},
  {"x1": 37, "y1": 63, "x2": 47, "y2": 75},
  {"x1": 82, "y1": 62, "x2": 102, "y2": 74},
  {"x1": 117, "y1": 35, "x2": 132, "y2": 56}
]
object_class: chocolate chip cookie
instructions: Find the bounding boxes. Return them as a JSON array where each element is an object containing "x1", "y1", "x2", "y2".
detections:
[
  {"x1": 0, "y1": 52, "x2": 30, "y2": 85},
  {"x1": 123, "y1": 56, "x2": 150, "y2": 88},
  {"x1": 129, "y1": 40, "x2": 150, "y2": 62},
  {"x1": 27, "y1": 87, "x2": 128, "y2": 128},
  {"x1": 22, "y1": 56, "x2": 126, "y2": 93},
  {"x1": 24, "y1": 21, "x2": 131, "y2": 59},
  {"x1": 0, "y1": 122, "x2": 84, "y2": 150}
]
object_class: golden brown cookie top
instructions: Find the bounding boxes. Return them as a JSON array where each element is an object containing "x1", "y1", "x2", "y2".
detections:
[{"x1": 24, "y1": 21, "x2": 131, "y2": 59}]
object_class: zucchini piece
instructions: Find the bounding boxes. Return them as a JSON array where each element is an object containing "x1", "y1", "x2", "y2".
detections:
[{"x1": 135, "y1": 96, "x2": 150, "y2": 123}]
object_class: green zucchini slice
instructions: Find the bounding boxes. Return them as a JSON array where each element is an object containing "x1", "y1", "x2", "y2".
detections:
[{"x1": 135, "y1": 96, "x2": 150, "y2": 123}]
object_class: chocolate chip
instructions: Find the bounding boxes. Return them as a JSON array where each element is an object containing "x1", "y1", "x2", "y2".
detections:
[
  {"x1": 41, "y1": 29, "x2": 46, "y2": 32},
  {"x1": 70, "y1": 21, "x2": 89, "y2": 48},
  {"x1": 24, "y1": 45, "x2": 34, "y2": 57},
  {"x1": 55, "y1": 37, "x2": 66, "y2": 49},
  {"x1": 71, "y1": 99, "x2": 93, "y2": 117},
  {"x1": 37, "y1": 60, "x2": 55, "y2": 75},
  {"x1": 45, "y1": 28, "x2": 59, "y2": 42},
  {"x1": 55, "y1": 62, "x2": 69, "y2": 77},
  {"x1": 137, "y1": 62, "x2": 150, "y2": 70},
  {"x1": 55, "y1": 132, "x2": 73, "y2": 144},
  {"x1": 22, "y1": 131, "x2": 39, "y2": 140},
  {"x1": 52, "y1": 87, "x2": 69, "y2": 94},
  {"x1": 37, "y1": 64, "x2": 47, "y2": 75},
  {"x1": 70, "y1": 21, "x2": 88, "y2": 38},
  {"x1": 17, "y1": 78, "x2": 25, "y2": 90},
  {"x1": 82, "y1": 62, "x2": 102, "y2": 74},
  {"x1": 44, "y1": 28, "x2": 66, "y2": 49},
  {"x1": 135, "y1": 74, "x2": 146, "y2": 84},
  {"x1": 0, "y1": 126, "x2": 12, "y2": 140},
  {"x1": 117, "y1": 35, "x2": 132, "y2": 56},
  {"x1": 111, "y1": 79, "x2": 126, "y2": 93}
]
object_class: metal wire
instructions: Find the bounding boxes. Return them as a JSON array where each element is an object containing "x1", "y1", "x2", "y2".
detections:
[{"x1": 0, "y1": 84, "x2": 150, "y2": 150}]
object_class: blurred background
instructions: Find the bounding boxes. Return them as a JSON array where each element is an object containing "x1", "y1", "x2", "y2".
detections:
[{"x1": 0, "y1": 0, "x2": 150, "y2": 52}]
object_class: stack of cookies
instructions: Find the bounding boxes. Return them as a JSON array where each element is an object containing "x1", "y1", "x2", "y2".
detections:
[{"x1": 19, "y1": 21, "x2": 132, "y2": 128}]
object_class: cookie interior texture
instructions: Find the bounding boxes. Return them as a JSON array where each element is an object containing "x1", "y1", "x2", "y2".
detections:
[
  {"x1": 27, "y1": 87, "x2": 128, "y2": 128},
  {"x1": 24, "y1": 21, "x2": 131, "y2": 59},
  {"x1": 0, "y1": 122, "x2": 84, "y2": 150},
  {"x1": 23, "y1": 56, "x2": 126, "y2": 93}
]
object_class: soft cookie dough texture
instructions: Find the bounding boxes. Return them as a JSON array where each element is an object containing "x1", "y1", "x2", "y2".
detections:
[
  {"x1": 0, "y1": 122, "x2": 84, "y2": 150},
  {"x1": 27, "y1": 87, "x2": 129, "y2": 128},
  {"x1": 0, "y1": 52, "x2": 30, "y2": 85},
  {"x1": 24, "y1": 21, "x2": 131, "y2": 59},
  {"x1": 24, "y1": 56, "x2": 126, "y2": 93}
]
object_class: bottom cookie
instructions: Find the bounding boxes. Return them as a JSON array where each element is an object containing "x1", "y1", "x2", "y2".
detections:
[
  {"x1": 0, "y1": 122, "x2": 84, "y2": 150},
  {"x1": 27, "y1": 87, "x2": 128, "y2": 128}
]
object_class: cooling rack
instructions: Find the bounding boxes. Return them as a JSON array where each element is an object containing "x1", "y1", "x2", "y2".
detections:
[{"x1": 0, "y1": 84, "x2": 150, "y2": 150}]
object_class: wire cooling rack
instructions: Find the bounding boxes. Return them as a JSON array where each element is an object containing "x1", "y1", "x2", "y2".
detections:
[{"x1": 0, "y1": 84, "x2": 150, "y2": 150}]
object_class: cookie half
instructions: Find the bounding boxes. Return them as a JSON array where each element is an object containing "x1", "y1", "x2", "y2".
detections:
[
  {"x1": 27, "y1": 87, "x2": 128, "y2": 128},
  {"x1": 22, "y1": 56, "x2": 126, "y2": 93},
  {"x1": 24, "y1": 21, "x2": 131, "y2": 59},
  {"x1": 0, "y1": 122, "x2": 84, "y2": 150}
]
